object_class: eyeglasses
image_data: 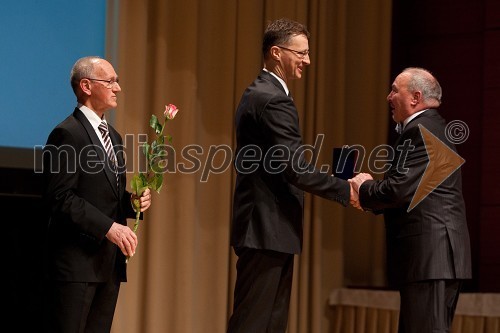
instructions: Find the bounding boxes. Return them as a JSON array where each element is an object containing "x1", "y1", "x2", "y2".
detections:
[
  {"x1": 277, "y1": 46, "x2": 310, "y2": 59},
  {"x1": 85, "y1": 78, "x2": 120, "y2": 89}
]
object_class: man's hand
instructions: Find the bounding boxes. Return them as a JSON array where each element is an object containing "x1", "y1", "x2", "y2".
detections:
[
  {"x1": 132, "y1": 188, "x2": 152, "y2": 212},
  {"x1": 349, "y1": 182, "x2": 362, "y2": 210},
  {"x1": 106, "y1": 222, "x2": 138, "y2": 257},
  {"x1": 348, "y1": 173, "x2": 373, "y2": 210},
  {"x1": 349, "y1": 173, "x2": 373, "y2": 193}
]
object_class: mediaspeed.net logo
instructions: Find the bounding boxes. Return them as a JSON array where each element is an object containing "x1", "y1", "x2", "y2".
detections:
[
  {"x1": 408, "y1": 120, "x2": 468, "y2": 212},
  {"x1": 34, "y1": 119, "x2": 470, "y2": 205}
]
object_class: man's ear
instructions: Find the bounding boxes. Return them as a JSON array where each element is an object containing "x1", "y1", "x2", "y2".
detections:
[
  {"x1": 269, "y1": 46, "x2": 281, "y2": 61},
  {"x1": 80, "y1": 79, "x2": 92, "y2": 96},
  {"x1": 411, "y1": 91, "x2": 422, "y2": 105}
]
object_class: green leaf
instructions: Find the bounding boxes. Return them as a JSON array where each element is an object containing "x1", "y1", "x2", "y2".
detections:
[
  {"x1": 149, "y1": 152, "x2": 167, "y2": 173},
  {"x1": 156, "y1": 134, "x2": 165, "y2": 145},
  {"x1": 149, "y1": 115, "x2": 162, "y2": 135},
  {"x1": 149, "y1": 115, "x2": 159, "y2": 132},
  {"x1": 150, "y1": 161, "x2": 163, "y2": 174},
  {"x1": 151, "y1": 142, "x2": 165, "y2": 157},
  {"x1": 130, "y1": 174, "x2": 149, "y2": 196},
  {"x1": 152, "y1": 173, "x2": 163, "y2": 193}
]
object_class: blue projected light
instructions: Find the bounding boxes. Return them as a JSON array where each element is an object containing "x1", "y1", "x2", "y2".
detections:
[{"x1": 0, "y1": 0, "x2": 107, "y2": 149}]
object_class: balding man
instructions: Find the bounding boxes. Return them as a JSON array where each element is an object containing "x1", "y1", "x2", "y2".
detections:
[
  {"x1": 350, "y1": 67, "x2": 471, "y2": 333},
  {"x1": 43, "y1": 56, "x2": 151, "y2": 333}
]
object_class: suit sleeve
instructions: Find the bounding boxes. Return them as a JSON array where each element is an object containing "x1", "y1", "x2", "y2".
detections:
[
  {"x1": 260, "y1": 94, "x2": 350, "y2": 205},
  {"x1": 44, "y1": 127, "x2": 114, "y2": 242},
  {"x1": 121, "y1": 190, "x2": 143, "y2": 220},
  {"x1": 359, "y1": 126, "x2": 429, "y2": 211}
]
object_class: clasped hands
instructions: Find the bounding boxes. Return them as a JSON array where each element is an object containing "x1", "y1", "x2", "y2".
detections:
[
  {"x1": 348, "y1": 173, "x2": 373, "y2": 210},
  {"x1": 106, "y1": 188, "x2": 152, "y2": 257}
]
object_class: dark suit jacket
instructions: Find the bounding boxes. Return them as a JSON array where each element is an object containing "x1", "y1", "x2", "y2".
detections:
[
  {"x1": 43, "y1": 108, "x2": 136, "y2": 283},
  {"x1": 231, "y1": 70, "x2": 350, "y2": 255},
  {"x1": 359, "y1": 109, "x2": 472, "y2": 286}
]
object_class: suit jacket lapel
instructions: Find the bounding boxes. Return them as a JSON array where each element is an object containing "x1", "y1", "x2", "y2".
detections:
[
  {"x1": 389, "y1": 109, "x2": 439, "y2": 180},
  {"x1": 392, "y1": 109, "x2": 435, "y2": 147},
  {"x1": 259, "y1": 70, "x2": 288, "y2": 97},
  {"x1": 73, "y1": 108, "x2": 119, "y2": 198}
]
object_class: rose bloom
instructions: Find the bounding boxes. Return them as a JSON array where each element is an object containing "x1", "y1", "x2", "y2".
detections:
[{"x1": 164, "y1": 104, "x2": 179, "y2": 119}]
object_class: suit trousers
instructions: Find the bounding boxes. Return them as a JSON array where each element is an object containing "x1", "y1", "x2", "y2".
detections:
[
  {"x1": 227, "y1": 248, "x2": 294, "y2": 333},
  {"x1": 44, "y1": 279, "x2": 120, "y2": 333},
  {"x1": 398, "y1": 279, "x2": 462, "y2": 333}
]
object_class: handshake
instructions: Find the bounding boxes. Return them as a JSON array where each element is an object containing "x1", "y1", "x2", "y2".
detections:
[{"x1": 348, "y1": 173, "x2": 373, "y2": 210}]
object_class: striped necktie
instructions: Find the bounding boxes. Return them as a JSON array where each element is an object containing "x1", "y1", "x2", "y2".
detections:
[{"x1": 98, "y1": 121, "x2": 119, "y2": 188}]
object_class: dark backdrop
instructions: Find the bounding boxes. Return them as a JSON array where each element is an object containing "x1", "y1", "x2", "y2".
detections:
[
  {"x1": 4, "y1": 167, "x2": 45, "y2": 331},
  {"x1": 390, "y1": 0, "x2": 500, "y2": 291}
]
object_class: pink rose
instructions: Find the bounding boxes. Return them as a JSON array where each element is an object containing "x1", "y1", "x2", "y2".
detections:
[{"x1": 164, "y1": 104, "x2": 179, "y2": 119}]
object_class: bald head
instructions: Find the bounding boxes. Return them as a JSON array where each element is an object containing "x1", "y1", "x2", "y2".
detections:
[
  {"x1": 402, "y1": 67, "x2": 442, "y2": 108},
  {"x1": 69, "y1": 56, "x2": 120, "y2": 117},
  {"x1": 70, "y1": 56, "x2": 105, "y2": 96}
]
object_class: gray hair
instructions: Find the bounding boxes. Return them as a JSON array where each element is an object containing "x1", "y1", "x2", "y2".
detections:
[
  {"x1": 403, "y1": 67, "x2": 442, "y2": 105},
  {"x1": 70, "y1": 56, "x2": 102, "y2": 94}
]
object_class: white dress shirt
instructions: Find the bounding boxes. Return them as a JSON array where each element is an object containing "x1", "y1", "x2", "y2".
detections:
[{"x1": 78, "y1": 103, "x2": 111, "y2": 151}]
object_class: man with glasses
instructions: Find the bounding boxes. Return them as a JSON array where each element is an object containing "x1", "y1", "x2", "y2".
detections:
[
  {"x1": 43, "y1": 56, "x2": 151, "y2": 333},
  {"x1": 228, "y1": 18, "x2": 354, "y2": 333}
]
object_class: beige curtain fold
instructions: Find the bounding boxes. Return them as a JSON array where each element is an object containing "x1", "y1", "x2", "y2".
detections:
[
  {"x1": 329, "y1": 307, "x2": 500, "y2": 333},
  {"x1": 328, "y1": 289, "x2": 500, "y2": 333},
  {"x1": 110, "y1": 0, "x2": 391, "y2": 332}
]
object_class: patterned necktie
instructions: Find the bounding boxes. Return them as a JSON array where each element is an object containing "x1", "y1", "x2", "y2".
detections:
[{"x1": 98, "y1": 121, "x2": 119, "y2": 188}]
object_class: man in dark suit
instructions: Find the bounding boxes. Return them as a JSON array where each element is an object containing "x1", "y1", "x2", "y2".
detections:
[
  {"x1": 349, "y1": 67, "x2": 472, "y2": 333},
  {"x1": 227, "y1": 18, "x2": 354, "y2": 333},
  {"x1": 43, "y1": 56, "x2": 151, "y2": 333}
]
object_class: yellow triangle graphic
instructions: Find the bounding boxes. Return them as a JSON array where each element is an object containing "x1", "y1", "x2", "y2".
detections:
[{"x1": 408, "y1": 124, "x2": 465, "y2": 212}]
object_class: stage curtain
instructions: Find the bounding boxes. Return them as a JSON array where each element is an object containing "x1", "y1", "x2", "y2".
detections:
[{"x1": 109, "y1": 0, "x2": 391, "y2": 332}]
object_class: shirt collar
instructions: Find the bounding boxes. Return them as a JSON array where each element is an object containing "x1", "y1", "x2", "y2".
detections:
[
  {"x1": 399, "y1": 109, "x2": 429, "y2": 132},
  {"x1": 78, "y1": 103, "x2": 106, "y2": 130},
  {"x1": 263, "y1": 68, "x2": 289, "y2": 96}
]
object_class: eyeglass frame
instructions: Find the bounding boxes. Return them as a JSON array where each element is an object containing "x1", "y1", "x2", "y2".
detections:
[
  {"x1": 84, "y1": 77, "x2": 120, "y2": 88},
  {"x1": 276, "y1": 46, "x2": 310, "y2": 59}
]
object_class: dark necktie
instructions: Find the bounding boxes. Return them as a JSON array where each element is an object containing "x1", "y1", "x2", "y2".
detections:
[{"x1": 98, "y1": 121, "x2": 119, "y2": 188}]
